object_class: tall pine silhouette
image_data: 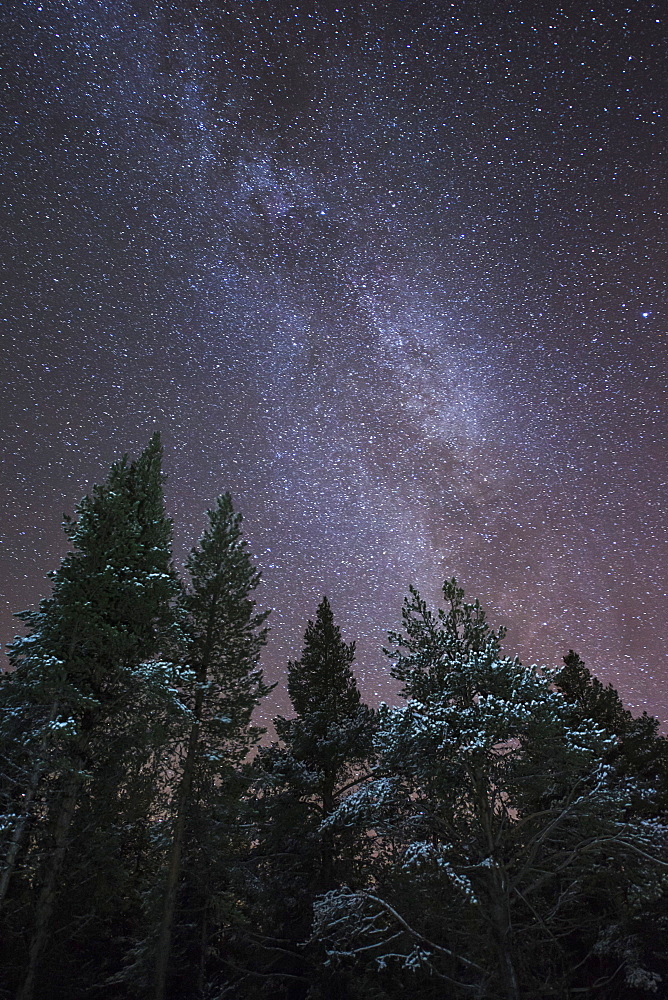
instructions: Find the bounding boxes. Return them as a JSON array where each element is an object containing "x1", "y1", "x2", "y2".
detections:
[
  {"x1": 250, "y1": 597, "x2": 374, "y2": 999},
  {"x1": 1, "y1": 434, "x2": 178, "y2": 1000},
  {"x1": 153, "y1": 494, "x2": 270, "y2": 1000}
]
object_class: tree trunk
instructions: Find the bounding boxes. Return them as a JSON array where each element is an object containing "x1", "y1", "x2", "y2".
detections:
[
  {"x1": 0, "y1": 758, "x2": 46, "y2": 908},
  {"x1": 4, "y1": 629, "x2": 81, "y2": 911},
  {"x1": 196, "y1": 897, "x2": 208, "y2": 997},
  {"x1": 0, "y1": 766, "x2": 42, "y2": 911},
  {"x1": 0, "y1": 699, "x2": 62, "y2": 910},
  {"x1": 496, "y1": 925, "x2": 520, "y2": 1000},
  {"x1": 475, "y1": 766, "x2": 520, "y2": 1000},
  {"x1": 153, "y1": 687, "x2": 203, "y2": 1000},
  {"x1": 16, "y1": 766, "x2": 81, "y2": 1000},
  {"x1": 489, "y1": 874, "x2": 520, "y2": 1000},
  {"x1": 320, "y1": 777, "x2": 335, "y2": 892}
]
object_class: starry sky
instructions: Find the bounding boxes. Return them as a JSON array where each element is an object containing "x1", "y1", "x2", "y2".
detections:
[{"x1": 2, "y1": 0, "x2": 667, "y2": 722}]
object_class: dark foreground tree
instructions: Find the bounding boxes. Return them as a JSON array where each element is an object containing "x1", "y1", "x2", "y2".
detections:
[
  {"x1": 556, "y1": 649, "x2": 668, "y2": 797},
  {"x1": 0, "y1": 434, "x2": 179, "y2": 1000},
  {"x1": 314, "y1": 580, "x2": 668, "y2": 1000},
  {"x1": 554, "y1": 649, "x2": 668, "y2": 993},
  {"x1": 151, "y1": 494, "x2": 271, "y2": 1000},
  {"x1": 248, "y1": 597, "x2": 376, "y2": 1000}
]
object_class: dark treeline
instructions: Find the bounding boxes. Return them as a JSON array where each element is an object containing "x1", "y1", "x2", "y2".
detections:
[{"x1": 1, "y1": 437, "x2": 667, "y2": 1000}]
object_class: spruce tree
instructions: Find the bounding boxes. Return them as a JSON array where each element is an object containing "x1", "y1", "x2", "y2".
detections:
[
  {"x1": 554, "y1": 650, "x2": 668, "y2": 991},
  {"x1": 280, "y1": 596, "x2": 372, "y2": 827},
  {"x1": 250, "y1": 597, "x2": 375, "y2": 999},
  {"x1": 555, "y1": 649, "x2": 629, "y2": 731},
  {"x1": 0, "y1": 434, "x2": 178, "y2": 1000},
  {"x1": 152, "y1": 493, "x2": 270, "y2": 1000},
  {"x1": 555, "y1": 648, "x2": 668, "y2": 791}
]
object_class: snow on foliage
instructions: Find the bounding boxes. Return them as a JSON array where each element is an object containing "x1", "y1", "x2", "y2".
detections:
[{"x1": 312, "y1": 579, "x2": 668, "y2": 997}]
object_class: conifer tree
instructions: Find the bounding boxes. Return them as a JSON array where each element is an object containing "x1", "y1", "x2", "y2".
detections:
[
  {"x1": 152, "y1": 493, "x2": 270, "y2": 1000},
  {"x1": 250, "y1": 598, "x2": 375, "y2": 998},
  {"x1": 0, "y1": 434, "x2": 178, "y2": 1000},
  {"x1": 555, "y1": 649, "x2": 668, "y2": 793},
  {"x1": 555, "y1": 649, "x2": 629, "y2": 731},
  {"x1": 554, "y1": 650, "x2": 668, "y2": 990},
  {"x1": 314, "y1": 580, "x2": 668, "y2": 1000},
  {"x1": 280, "y1": 596, "x2": 372, "y2": 829}
]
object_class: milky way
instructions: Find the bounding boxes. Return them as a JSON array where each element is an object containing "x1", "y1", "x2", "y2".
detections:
[{"x1": 2, "y1": 1, "x2": 667, "y2": 720}]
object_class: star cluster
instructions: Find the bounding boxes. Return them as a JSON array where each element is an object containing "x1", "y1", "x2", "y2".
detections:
[{"x1": 1, "y1": 1, "x2": 667, "y2": 719}]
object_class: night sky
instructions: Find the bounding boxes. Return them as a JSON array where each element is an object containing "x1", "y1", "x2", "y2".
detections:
[{"x1": 2, "y1": 1, "x2": 667, "y2": 722}]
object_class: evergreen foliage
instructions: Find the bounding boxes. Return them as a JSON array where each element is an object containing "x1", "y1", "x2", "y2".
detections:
[
  {"x1": 556, "y1": 648, "x2": 668, "y2": 794},
  {"x1": 247, "y1": 597, "x2": 375, "y2": 999},
  {"x1": 151, "y1": 493, "x2": 271, "y2": 1000},
  {"x1": 1, "y1": 444, "x2": 667, "y2": 1000},
  {"x1": 314, "y1": 581, "x2": 668, "y2": 1000},
  {"x1": 0, "y1": 433, "x2": 180, "y2": 999}
]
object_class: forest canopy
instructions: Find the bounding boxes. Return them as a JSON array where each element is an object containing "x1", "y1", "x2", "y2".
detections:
[{"x1": 1, "y1": 437, "x2": 667, "y2": 1000}]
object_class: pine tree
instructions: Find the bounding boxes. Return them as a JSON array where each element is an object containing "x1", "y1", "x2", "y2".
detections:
[
  {"x1": 280, "y1": 596, "x2": 373, "y2": 828},
  {"x1": 250, "y1": 597, "x2": 375, "y2": 999},
  {"x1": 0, "y1": 434, "x2": 179, "y2": 1000},
  {"x1": 555, "y1": 649, "x2": 629, "y2": 731},
  {"x1": 152, "y1": 493, "x2": 270, "y2": 1000},
  {"x1": 556, "y1": 649, "x2": 668, "y2": 792},
  {"x1": 314, "y1": 580, "x2": 668, "y2": 1000},
  {"x1": 554, "y1": 650, "x2": 668, "y2": 992}
]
